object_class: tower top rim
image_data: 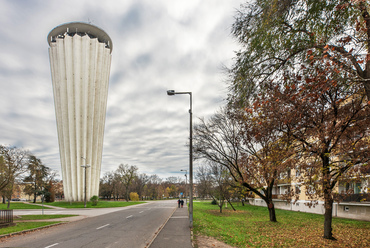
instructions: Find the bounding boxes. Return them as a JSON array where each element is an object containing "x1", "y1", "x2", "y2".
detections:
[{"x1": 47, "y1": 22, "x2": 113, "y2": 53}]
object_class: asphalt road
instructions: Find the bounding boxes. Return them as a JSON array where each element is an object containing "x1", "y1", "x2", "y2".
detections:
[{"x1": 0, "y1": 200, "x2": 177, "y2": 248}]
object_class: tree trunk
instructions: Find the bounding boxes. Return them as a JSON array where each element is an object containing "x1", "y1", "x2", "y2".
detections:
[
  {"x1": 323, "y1": 193, "x2": 335, "y2": 239},
  {"x1": 267, "y1": 201, "x2": 277, "y2": 222},
  {"x1": 321, "y1": 153, "x2": 335, "y2": 240}
]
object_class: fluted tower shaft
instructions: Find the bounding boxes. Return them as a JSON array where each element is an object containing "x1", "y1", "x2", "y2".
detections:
[{"x1": 48, "y1": 22, "x2": 112, "y2": 201}]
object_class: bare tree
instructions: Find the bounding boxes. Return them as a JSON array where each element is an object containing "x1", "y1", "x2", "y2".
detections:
[
  {"x1": 196, "y1": 165, "x2": 214, "y2": 199},
  {"x1": 116, "y1": 164, "x2": 138, "y2": 202},
  {"x1": 133, "y1": 173, "x2": 149, "y2": 200},
  {"x1": 194, "y1": 107, "x2": 294, "y2": 221}
]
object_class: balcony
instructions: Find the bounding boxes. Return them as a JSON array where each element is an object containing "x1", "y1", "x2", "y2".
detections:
[{"x1": 334, "y1": 193, "x2": 370, "y2": 203}]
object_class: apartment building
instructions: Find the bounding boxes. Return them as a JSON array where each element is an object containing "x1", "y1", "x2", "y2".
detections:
[{"x1": 248, "y1": 168, "x2": 370, "y2": 221}]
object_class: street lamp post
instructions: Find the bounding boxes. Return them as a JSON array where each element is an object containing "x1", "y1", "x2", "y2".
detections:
[
  {"x1": 81, "y1": 157, "x2": 91, "y2": 208},
  {"x1": 181, "y1": 169, "x2": 188, "y2": 204},
  {"x1": 167, "y1": 90, "x2": 193, "y2": 228}
]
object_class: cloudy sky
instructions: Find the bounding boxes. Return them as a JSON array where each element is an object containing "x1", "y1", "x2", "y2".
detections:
[{"x1": 0, "y1": 0, "x2": 242, "y2": 181}]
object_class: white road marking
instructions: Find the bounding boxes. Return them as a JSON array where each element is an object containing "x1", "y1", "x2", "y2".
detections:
[
  {"x1": 96, "y1": 224, "x2": 110, "y2": 230},
  {"x1": 139, "y1": 211, "x2": 144, "y2": 213},
  {"x1": 44, "y1": 243, "x2": 59, "y2": 248},
  {"x1": 126, "y1": 215, "x2": 133, "y2": 219}
]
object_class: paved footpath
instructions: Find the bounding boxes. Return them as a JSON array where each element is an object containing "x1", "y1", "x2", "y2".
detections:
[{"x1": 150, "y1": 204, "x2": 193, "y2": 248}]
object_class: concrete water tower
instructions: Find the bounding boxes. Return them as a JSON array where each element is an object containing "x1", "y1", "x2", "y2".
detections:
[{"x1": 47, "y1": 22, "x2": 113, "y2": 202}]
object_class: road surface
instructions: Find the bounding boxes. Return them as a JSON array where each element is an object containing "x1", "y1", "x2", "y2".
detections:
[{"x1": 0, "y1": 200, "x2": 177, "y2": 248}]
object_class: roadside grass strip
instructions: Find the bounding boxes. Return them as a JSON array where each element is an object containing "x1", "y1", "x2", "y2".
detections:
[
  {"x1": 15, "y1": 215, "x2": 78, "y2": 220},
  {"x1": 0, "y1": 203, "x2": 53, "y2": 210},
  {"x1": 0, "y1": 222, "x2": 62, "y2": 236},
  {"x1": 44, "y1": 201, "x2": 146, "y2": 208}
]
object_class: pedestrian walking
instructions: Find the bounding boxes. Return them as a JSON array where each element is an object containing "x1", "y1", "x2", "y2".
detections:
[
  {"x1": 181, "y1": 199, "x2": 184, "y2": 208},
  {"x1": 178, "y1": 199, "x2": 181, "y2": 208}
]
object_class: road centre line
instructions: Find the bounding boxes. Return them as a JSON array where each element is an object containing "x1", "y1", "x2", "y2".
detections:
[
  {"x1": 44, "y1": 243, "x2": 59, "y2": 248},
  {"x1": 96, "y1": 224, "x2": 110, "y2": 230},
  {"x1": 139, "y1": 211, "x2": 144, "y2": 213},
  {"x1": 126, "y1": 215, "x2": 133, "y2": 219}
]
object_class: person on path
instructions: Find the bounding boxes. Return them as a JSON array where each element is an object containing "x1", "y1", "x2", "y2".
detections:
[
  {"x1": 178, "y1": 199, "x2": 181, "y2": 208},
  {"x1": 180, "y1": 199, "x2": 184, "y2": 208}
]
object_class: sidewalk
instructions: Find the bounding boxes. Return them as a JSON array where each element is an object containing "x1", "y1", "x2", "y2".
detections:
[{"x1": 149, "y1": 204, "x2": 193, "y2": 248}]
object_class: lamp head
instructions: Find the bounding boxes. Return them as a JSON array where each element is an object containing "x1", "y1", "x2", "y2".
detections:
[{"x1": 167, "y1": 90, "x2": 175, "y2": 96}]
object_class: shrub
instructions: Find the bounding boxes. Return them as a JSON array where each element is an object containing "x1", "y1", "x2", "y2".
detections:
[
  {"x1": 90, "y1": 195, "x2": 99, "y2": 206},
  {"x1": 211, "y1": 199, "x2": 218, "y2": 205},
  {"x1": 130, "y1": 192, "x2": 139, "y2": 201}
]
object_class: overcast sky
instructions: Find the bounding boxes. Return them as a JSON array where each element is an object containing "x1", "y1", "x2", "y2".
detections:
[{"x1": 0, "y1": 0, "x2": 242, "y2": 181}]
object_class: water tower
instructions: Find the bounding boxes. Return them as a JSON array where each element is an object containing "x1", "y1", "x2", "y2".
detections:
[{"x1": 47, "y1": 22, "x2": 113, "y2": 201}]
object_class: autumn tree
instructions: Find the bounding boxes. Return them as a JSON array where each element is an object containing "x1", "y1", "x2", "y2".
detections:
[
  {"x1": 229, "y1": 0, "x2": 370, "y2": 105},
  {"x1": 0, "y1": 145, "x2": 28, "y2": 206},
  {"x1": 133, "y1": 173, "x2": 149, "y2": 200},
  {"x1": 145, "y1": 175, "x2": 163, "y2": 200},
  {"x1": 116, "y1": 164, "x2": 138, "y2": 201},
  {"x1": 252, "y1": 57, "x2": 370, "y2": 239},
  {"x1": 194, "y1": 107, "x2": 294, "y2": 221},
  {"x1": 24, "y1": 155, "x2": 51, "y2": 203}
]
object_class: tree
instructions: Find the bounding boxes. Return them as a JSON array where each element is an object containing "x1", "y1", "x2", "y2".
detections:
[
  {"x1": 133, "y1": 173, "x2": 149, "y2": 200},
  {"x1": 54, "y1": 180, "x2": 64, "y2": 200},
  {"x1": 44, "y1": 180, "x2": 56, "y2": 203},
  {"x1": 228, "y1": 0, "x2": 370, "y2": 239},
  {"x1": 194, "y1": 107, "x2": 294, "y2": 221},
  {"x1": 196, "y1": 165, "x2": 214, "y2": 199},
  {"x1": 100, "y1": 171, "x2": 115, "y2": 200},
  {"x1": 116, "y1": 164, "x2": 138, "y2": 201},
  {"x1": 145, "y1": 175, "x2": 162, "y2": 200},
  {"x1": 229, "y1": 0, "x2": 370, "y2": 104},
  {"x1": 253, "y1": 60, "x2": 370, "y2": 239},
  {"x1": 0, "y1": 145, "x2": 28, "y2": 206},
  {"x1": 24, "y1": 155, "x2": 50, "y2": 203},
  {"x1": 207, "y1": 162, "x2": 235, "y2": 213}
]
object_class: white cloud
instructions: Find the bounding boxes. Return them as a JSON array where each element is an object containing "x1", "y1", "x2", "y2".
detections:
[{"x1": 0, "y1": 0, "x2": 242, "y2": 180}]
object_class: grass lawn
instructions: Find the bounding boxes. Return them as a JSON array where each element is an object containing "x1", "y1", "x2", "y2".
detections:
[
  {"x1": 15, "y1": 214, "x2": 78, "y2": 220},
  {"x1": 44, "y1": 200, "x2": 146, "y2": 208},
  {"x1": 0, "y1": 222, "x2": 61, "y2": 236},
  {"x1": 0, "y1": 203, "x2": 53, "y2": 210},
  {"x1": 193, "y1": 201, "x2": 370, "y2": 248},
  {"x1": 0, "y1": 215, "x2": 79, "y2": 237}
]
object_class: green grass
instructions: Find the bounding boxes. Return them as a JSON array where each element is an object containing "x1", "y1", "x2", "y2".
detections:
[
  {"x1": 44, "y1": 200, "x2": 146, "y2": 208},
  {"x1": 0, "y1": 203, "x2": 53, "y2": 210},
  {"x1": 193, "y1": 201, "x2": 370, "y2": 248},
  {"x1": 15, "y1": 214, "x2": 78, "y2": 220},
  {"x1": 0, "y1": 222, "x2": 61, "y2": 236}
]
